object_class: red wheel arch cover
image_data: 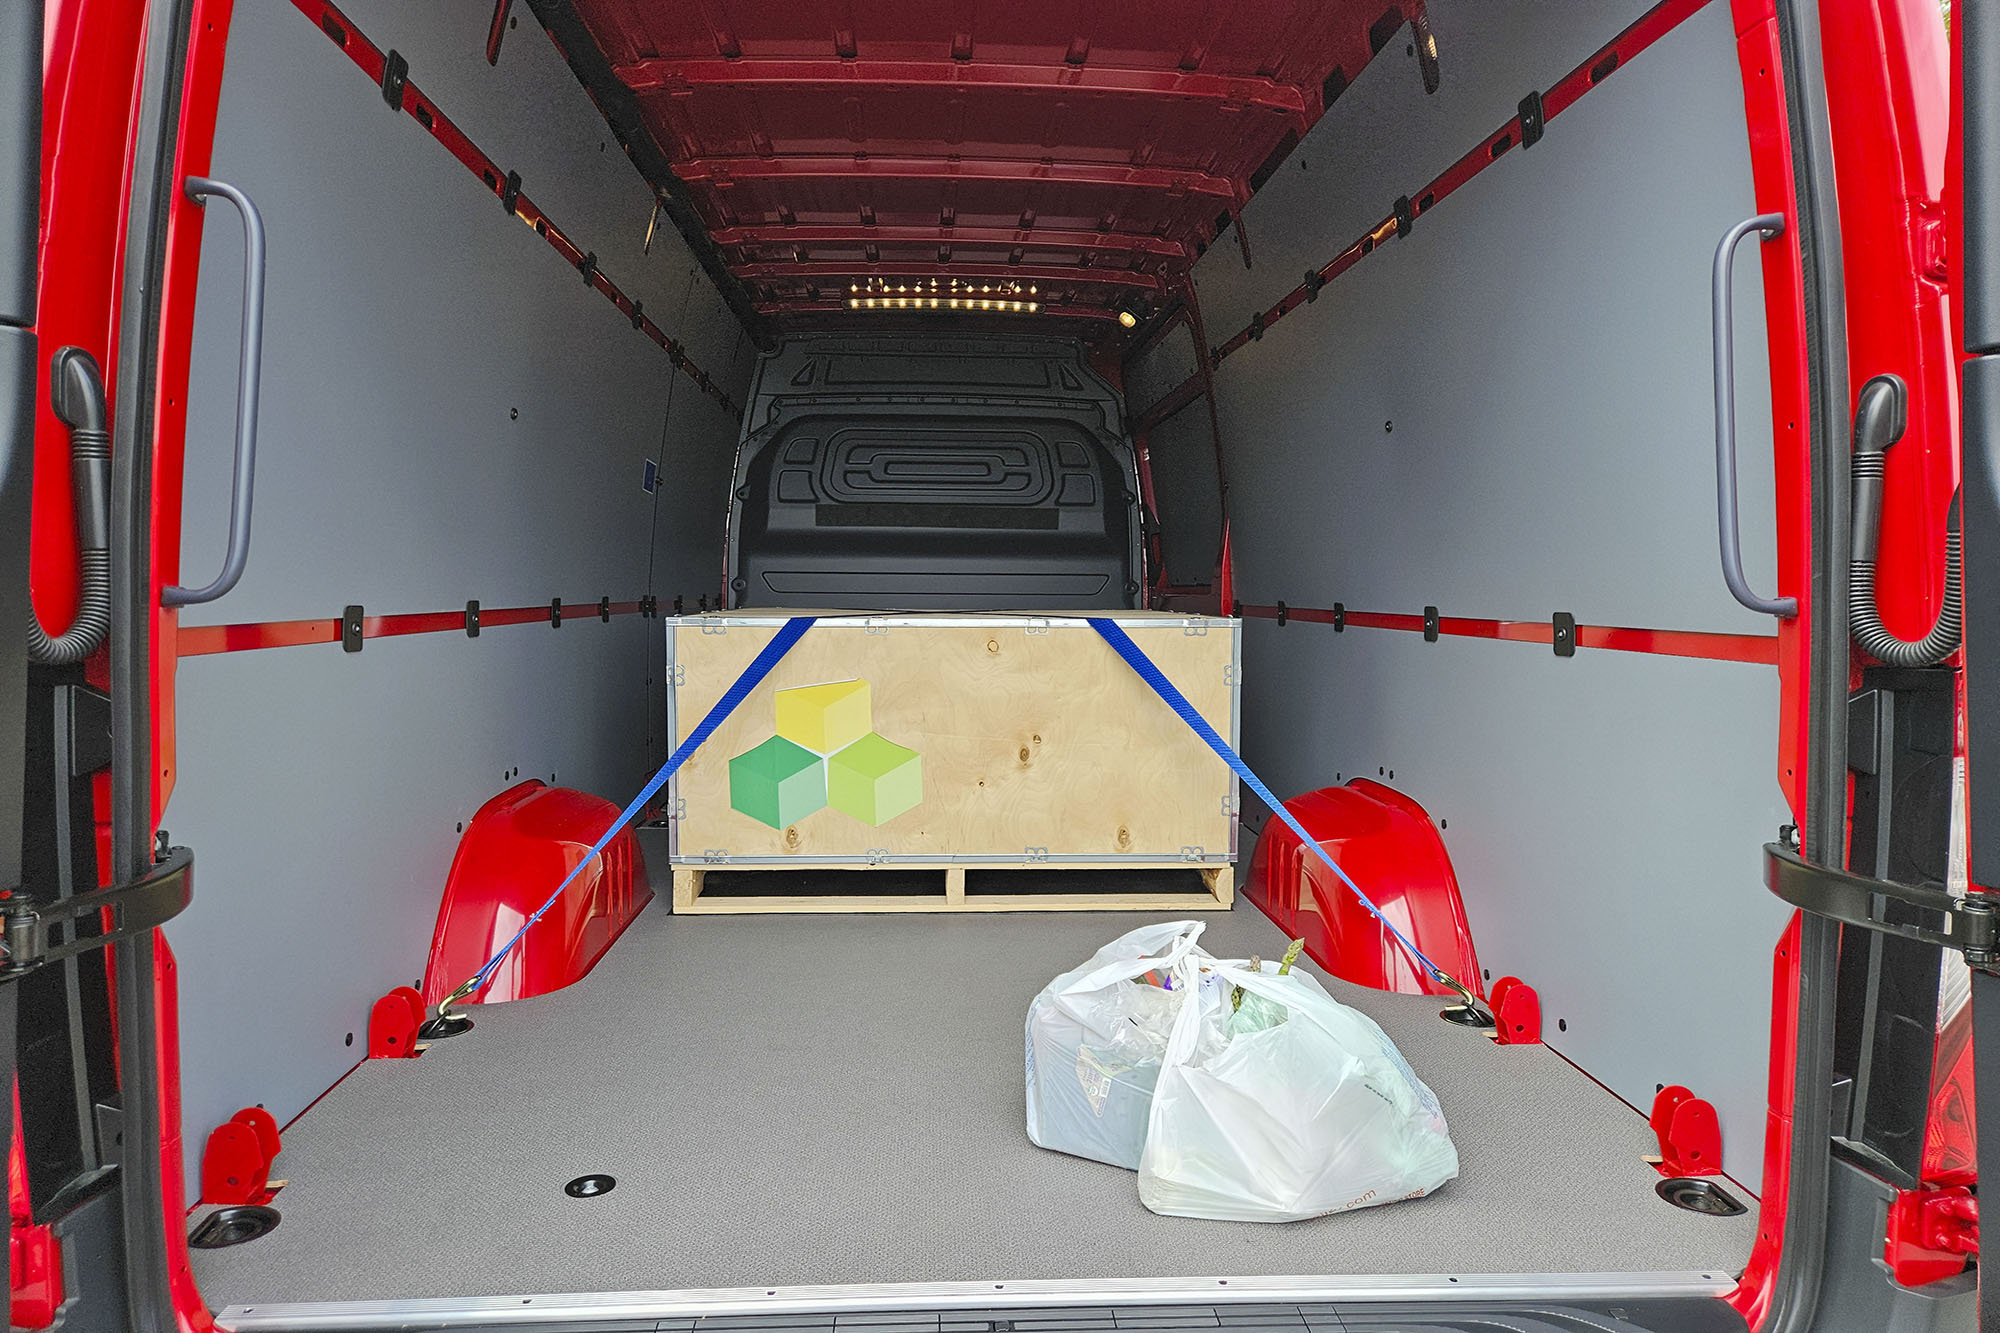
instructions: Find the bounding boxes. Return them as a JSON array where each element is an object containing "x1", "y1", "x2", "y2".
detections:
[
  {"x1": 1246, "y1": 778, "x2": 1482, "y2": 1000},
  {"x1": 421, "y1": 782, "x2": 652, "y2": 1008}
]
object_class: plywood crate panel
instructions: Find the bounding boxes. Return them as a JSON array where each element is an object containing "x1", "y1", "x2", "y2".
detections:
[{"x1": 667, "y1": 612, "x2": 1239, "y2": 868}]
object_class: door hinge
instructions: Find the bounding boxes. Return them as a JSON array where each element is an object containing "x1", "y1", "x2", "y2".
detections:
[
  {"x1": 1885, "y1": 1182, "x2": 1978, "y2": 1286},
  {"x1": 1916, "y1": 200, "x2": 1949, "y2": 284},
  {"x1": 1764, "y1": 842, "x2": 2000, "y2": 969},
  {"x1": 0, "y1": 847, "x2": 193, "y2": 981}
]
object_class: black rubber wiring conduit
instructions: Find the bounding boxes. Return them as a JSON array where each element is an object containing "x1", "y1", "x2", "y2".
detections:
[
  {"x1": 1848, "y1": 373, "x2": 1962, "y2": 667},
  {"x1": 27, "y1": 348, "x2": 111, "y2": 665}
]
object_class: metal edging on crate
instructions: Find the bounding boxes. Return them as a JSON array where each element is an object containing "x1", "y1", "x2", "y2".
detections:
[
  {"x1": 679, "y1": 852, "x2": 1232, "y2": 868},
  {"x1": 670, "y1": 613, "x2": 1232, "y2": 630},
  {"x1": 663, "y1": 619, "x2": 680, "y2": 862},
  {"x1": 1229, "y1": 622, "x2": 1242, "y2": 860}
]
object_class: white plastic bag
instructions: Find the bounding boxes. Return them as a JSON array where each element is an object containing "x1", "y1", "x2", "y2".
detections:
[
  {"x1": 1136, "y1": 955, "x2": 1459, "y2": 1222},
  {"x1": 1024, "y1": 921, "x2": 1212, "y2": 1169}
]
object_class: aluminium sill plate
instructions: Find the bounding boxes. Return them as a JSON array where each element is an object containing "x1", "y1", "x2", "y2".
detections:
[{"x1": 214, "y1": 1271, "x2": 1740, "y2": 1332}]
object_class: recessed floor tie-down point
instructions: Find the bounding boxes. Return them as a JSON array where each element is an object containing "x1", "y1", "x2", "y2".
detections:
[
  {"x1": 1437, "y1": 975, "x2": 1495, "y2": 1029},
  {"x1": 190, "y1": 1205, "x2": 281, "y2": 1249},
  {"x1": 419, "y1": 1001, "x2": 474, "y2": 1040},
  {"x1": 1656, "y1": 1177, "x2": 1745, "y2": 1216},
  {"x1": 1439, "y1": 999, "x2": 1495, "y2": 1029}
]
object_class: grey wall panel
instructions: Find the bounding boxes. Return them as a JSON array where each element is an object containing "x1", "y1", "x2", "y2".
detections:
[
  {"x1": 1146, "y1": 403, "x2": 1225, "y2": 588},
  {"x1": 1194, "y1": 0, "x2": 1655, "y2": 332},
  {"x1": 1240, "y1": 621, "x2": 1794, "y2": 1179},
  {"x1": 167, "y1": 620, "x2": 654, "y2": 1176},
  {"x1": 163, "y1": 0, "x2": 743, "y2": 1195},
  {"x1": 1203, "y1": 0, "x2": 1780, "y2": 635},
  {"x1": 1124, "y1": 322, "x2": 1202, "y2": 418},
  {"x1": 1197, "y1": 1, "x2": 1794, "y2": 1178}
]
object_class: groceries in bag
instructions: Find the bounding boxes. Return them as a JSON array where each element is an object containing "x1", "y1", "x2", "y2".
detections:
[
  {"x1": 1138, "y1": 953, "x2": 1459, "y2": 1222},
  {"x1": 1024, "y1": 923, "x2": 1458, "y2": 1221},
  {"x1": 1024, "y1": 921, "x2": 1212, "y2": 1169}
]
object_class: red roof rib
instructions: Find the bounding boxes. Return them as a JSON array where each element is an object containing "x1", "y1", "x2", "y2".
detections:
[{"x1": 562, "y1": 0, "x2": 1423, "y2": 328}]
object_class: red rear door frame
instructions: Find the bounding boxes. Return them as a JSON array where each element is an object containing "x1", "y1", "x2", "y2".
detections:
[{"x1": 52, "y1": 2, "x2": 1935, "y2": 1331}]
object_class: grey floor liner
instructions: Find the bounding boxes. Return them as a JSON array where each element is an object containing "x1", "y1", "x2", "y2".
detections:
[{"x1": 190, "y1": 900, "x2": 1756, "y2": 1306}]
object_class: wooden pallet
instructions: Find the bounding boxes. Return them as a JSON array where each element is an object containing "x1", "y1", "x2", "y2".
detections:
[{"x1": 671, "y1": 862, "x2": 1234, "y2": 915}]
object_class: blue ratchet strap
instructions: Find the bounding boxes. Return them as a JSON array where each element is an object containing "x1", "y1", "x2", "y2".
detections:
[
  {"x1": 451, "y1": 615, "x2": 818, "y2": 1001},
  {"x1": 1087, "y1": 617, "x2": 1476, "y2": 1002}
]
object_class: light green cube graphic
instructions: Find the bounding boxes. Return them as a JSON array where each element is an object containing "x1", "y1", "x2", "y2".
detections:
[
  {"x1": 729, "y1": 735, "x2": 827, "y2": 829},
  {"x1": 827, "y1": 732, "x2": 923, "y2": 826}
]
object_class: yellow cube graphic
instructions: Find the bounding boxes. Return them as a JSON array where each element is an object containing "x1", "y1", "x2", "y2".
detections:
[{"x1": 775, "y1": 679, "x2": 872, "y2": 754}]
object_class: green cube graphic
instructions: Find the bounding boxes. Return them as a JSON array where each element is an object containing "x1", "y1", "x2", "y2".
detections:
[
  {"x1": 729, "y1": 735, "x2": 827, "y2": 829},
  {"x1": 827, "y1": 732, "x2": 923, "y2": 826}
]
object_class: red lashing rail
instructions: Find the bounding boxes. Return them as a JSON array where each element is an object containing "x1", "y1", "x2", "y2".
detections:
[
  {"x1": 180, "y1": 600, "x2": 648, "y2": 657},
  {"x1": 291, "y1": 0, "x2": 739, "y2": 417},
  {"x1": 1207, "y1": 0, "x2": 1710, "y2": 366},
  {"x1": 1238, "y1": 602, "x2": 1779, "y2": 666}
]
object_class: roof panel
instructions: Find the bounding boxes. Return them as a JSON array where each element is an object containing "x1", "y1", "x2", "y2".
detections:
[{"x1": 559, "y1": 0, "x2": 1426, "y2": 330}]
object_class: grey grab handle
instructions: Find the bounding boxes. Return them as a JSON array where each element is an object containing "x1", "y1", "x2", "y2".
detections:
[
  {"x1": 1710, "y1": 211, "x2": 1797, "y2": 619},
  {"x1": 164, "y1": 176, "x2": 266, "y2": 608}
]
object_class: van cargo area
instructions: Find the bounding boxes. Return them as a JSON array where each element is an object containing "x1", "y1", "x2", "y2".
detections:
[
  {"x1": 16, "y1": 0, "x2": 1981, "y2": 1328},
  {"x1": 150, "y1": 0, "x2": 1801, "y2": 1318},
  {"x1": 188, "y1": 898, "x2": 1755, "y2": 1310}
]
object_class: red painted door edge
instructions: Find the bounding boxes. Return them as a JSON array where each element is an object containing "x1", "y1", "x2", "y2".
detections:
[{"x1": 143, "y1": 0, "x2": 239, "y2": 1327}]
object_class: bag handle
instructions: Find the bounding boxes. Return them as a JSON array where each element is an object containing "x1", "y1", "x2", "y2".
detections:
[
  {"x1": 1159, "y1": 945, "x2": 1221, "y2": 1066},
  {"x1": 1056, "y1": 920, "x2": 1208, "y2": 997},
  {"x1": 1191, "y1": 959, "x2": 1428, "y2": 1109},
  {"x1": 1159, "y1": 956, "x2": 1362, "y2": 1065}
]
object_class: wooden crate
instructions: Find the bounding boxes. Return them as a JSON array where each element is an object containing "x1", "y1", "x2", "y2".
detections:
[
  {"x1": 672, "y1": 862, "x2": 1235, "y2": 915},
  {"x1": 666, "y1": 612, "x2": 1239, "y2": 884}
]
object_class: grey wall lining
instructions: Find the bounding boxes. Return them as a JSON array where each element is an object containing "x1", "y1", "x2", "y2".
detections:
[
  {"x1": 1124, "y1": 321, "x2": 1203, "y2": 419},
  {"x1": 162, "y1": 0, "x2": 745, "y2": 1197},
  {"x1": 1204, "y1": 0, "x2": 1781, "y2": 635},
  {"x1": 1126, "y1": 323, "x2": 1218, "y2": 585},
  {"x1": 1194, "y1": 0, "x2": 1794, "y2": 1177},
  {"x1": 1238, "y1": 624, "x2": 1794, "y2": 1183},
  {"x1": 1146, "y1": 402, "x2": 1226, "y2": 588}
]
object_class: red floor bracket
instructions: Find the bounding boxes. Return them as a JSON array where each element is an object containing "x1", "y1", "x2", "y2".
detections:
[
  {"x1": 1486, "y1": 976, "x2": 1541, "y2": 1044},
  {"x1": 367, "y1": 985, "x2": 425, "y2": 1058},
  {"x1": 1648, "y1": 1085, "x2": 1722, "y2": 1176},
  {"x1": 10, "y1": 1093, "x2": 59, "y2": 1330},
  {"x1": 1885, "y1": 1183, "x2": 1978, "y2": 1287},
  {"x1": 8, "y1": 1223, "x2": 58, "y2": 1331},
  {"x1": 200, "y1": 1107, "x2": 284, "y2": 1205}
]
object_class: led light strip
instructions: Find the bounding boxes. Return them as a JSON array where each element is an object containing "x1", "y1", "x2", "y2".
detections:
[
  {"x1": 847, "y1": 296, "x2": 1041, "y2": 312},
  {"x1": 846, "y1": 276, "x2": 1041, "y2": 313}
]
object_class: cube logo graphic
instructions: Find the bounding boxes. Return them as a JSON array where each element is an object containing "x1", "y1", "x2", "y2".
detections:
[
  {"x1": 729, "y1": 678, "x2": 922, "y2": 829},
  {"x1": 727, "y1": 737, "x2": 826, "y2": 830}
]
